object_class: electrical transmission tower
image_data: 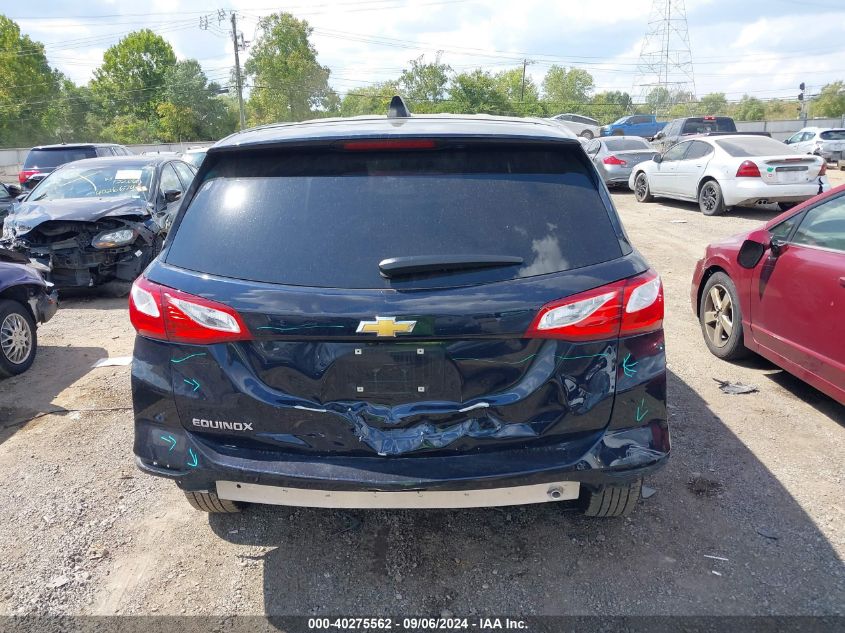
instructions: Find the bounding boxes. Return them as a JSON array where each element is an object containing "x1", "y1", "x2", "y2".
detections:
[{"x1": 632, "y1": 0, "x2": 696, "y2": 115}]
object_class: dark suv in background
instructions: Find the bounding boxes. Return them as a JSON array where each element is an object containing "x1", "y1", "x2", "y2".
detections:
[
  {"x1": 653, "y1": 116, "x2": 737, "y2": 153},
  {"x1": 19, "y1": 143, "x2": 132, "y2": 190},
  {"x1": 129, "y1": 99, "x2": 670, "y2": 518}
]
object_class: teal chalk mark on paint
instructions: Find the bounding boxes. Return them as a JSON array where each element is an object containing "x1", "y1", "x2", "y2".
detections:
[
  {"x1": 635, "y1": 399, "x2": 648, "y2": 422},
  {"x1": 453, "y1": 351, "x2": 612, "y2": 366},
  {"x1": 160, "y1": 434, "x2": 177, "y2": 452},
  {"x1": 187, "y1": 448, "x2": 198, "y2": 468},
  {"x1": 622, "y1": 353, "x2": 638, "y2": 377},
  {"x1": 171, "y1": 353, "x2": 207, "y2": 364},
  {"x1": 257, "y1": 324, "x2": 346, "y2": 332},
  {"x1": 184, "y1": 378, "x2": 200, "y2": 392}
]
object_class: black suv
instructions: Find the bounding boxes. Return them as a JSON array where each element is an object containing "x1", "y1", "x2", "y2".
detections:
[
  {"x1": 19, "y1": 143, "x2": 132, "y2": 190},
  {"x1": 653, "y1": 116, "x2": 737, "y2": 153},
  {"x1": 129, "y1": 99, "x2": 670, "y2": 517}
]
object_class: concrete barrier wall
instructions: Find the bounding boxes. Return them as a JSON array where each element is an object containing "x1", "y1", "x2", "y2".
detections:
[
  {"x1": 735, "y1": 117, "x2": 845, "y2": 141},
  {"x1": 0, "y1": 141, "x2": 215, "y2": 181}
]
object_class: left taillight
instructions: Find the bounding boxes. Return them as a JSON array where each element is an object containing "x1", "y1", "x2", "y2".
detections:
[
  {"x1": 603, "y1": 155, "x2": 627, "y2": 166},
  {"x1": 129, "y1": 277, "x2": 251, "y2": 344},
  {"x1": 526, "y1": 271, "x2": 664, "y2": 341}
]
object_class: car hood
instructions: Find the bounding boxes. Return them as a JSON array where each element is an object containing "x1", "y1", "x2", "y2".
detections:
[
  {"x1": 9, "y1": 197, "x2": 150, "y2": 233},
  {"x1": 0, "y1": 259, "x2": 47, "y2": 292}
]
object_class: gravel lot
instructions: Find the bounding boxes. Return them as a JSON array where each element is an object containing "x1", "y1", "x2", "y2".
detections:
[{"x1": 1, "y1": 171, "x2": 843, "y2": 618}]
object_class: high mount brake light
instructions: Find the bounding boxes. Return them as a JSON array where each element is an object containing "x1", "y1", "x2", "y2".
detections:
[
  {"x1": 736, "y1": 160, "x2": 761, "y2": 178},
  {"x1": 129, "y1": 277, "x2": 251, "y2": 344},
  {"x1": 342, "y1": 139, "x2": 437, "y2": 151},
  {"x1": 526, "y1": 271, "x2": 664, "y2": 341}
]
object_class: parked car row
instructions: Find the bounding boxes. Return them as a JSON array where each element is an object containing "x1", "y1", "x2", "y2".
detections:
[{"x1": 629, "y1": 134, "x2": 829, "y2": 215}]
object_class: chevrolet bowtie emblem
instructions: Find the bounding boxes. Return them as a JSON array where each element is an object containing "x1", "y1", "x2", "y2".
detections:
[{"x1": 356, "y1": 316, "x2": 417, "y2": 337}]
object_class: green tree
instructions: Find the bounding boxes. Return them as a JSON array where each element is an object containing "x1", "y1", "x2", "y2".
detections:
[
  {"x1": 448, "y1": 69, "x2": 510, "y2": 115},
  {"x1": 697, "y1": 92, "x2": 728, "y2": 116},
  {"x1": 91, "y1": 29, "x2": 176, "y2": 120},
  {"x1": 399, "y1": 55, "x2": 451, "y2": 111},
  {"x1": 340, "y1": 81, "x2": 399, "y2": 117},
  {"x1": 811, "y1": 81, "x2": 845, "y2": 118},
  {"x1": 493, "y1": 67, "x2": 542, "y2": 116},
  {"x1": 732, "y1": 95, "x2": 765, "y2": 121},
  {"x1": 542, "y1": 66, "x2": 594, "y2": 112},
  {"x1": 244, "y1": 13, "x2": 335, "y2": 124},
  {"x1": 0, "y1": 16, "x2": 62, "y2": 146},
  {"x1": 99, "y1": 114, "x2": 157, "y2": 144},
  {"x1": 159, "y1": 59, "x2": 235, "y2": 139},
  {"x1": 590, "y1": 91, "x2": 632, "y2": 124},
  {"x1": 764, "y1": 98, "x2": 800, "y2": 121}
]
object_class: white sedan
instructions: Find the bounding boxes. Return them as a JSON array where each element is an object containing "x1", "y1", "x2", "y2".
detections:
[{"x1": 628, "y1": 135, "x2": 830, "y2": 216}]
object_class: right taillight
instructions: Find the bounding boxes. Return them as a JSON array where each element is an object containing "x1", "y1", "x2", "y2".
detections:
[
  {"x1": 736, "y1": 160, "x2": 761, "y2": 178},
  {"x1": 129, "y1": 276, "x2": 251, "y2": 344},
  {"x1": 526, "y1": 271, "x2": 663, "y2": 341},
  {"x1": 819, "y1": 161, "x2": 827, "y2": 176}
]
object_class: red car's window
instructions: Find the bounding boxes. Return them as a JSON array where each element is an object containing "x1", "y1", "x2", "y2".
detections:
[{"x1": 792, "y1": 196, "x2": 845, "y2": 252}]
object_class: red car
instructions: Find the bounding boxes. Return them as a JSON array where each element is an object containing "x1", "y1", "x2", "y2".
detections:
[{"x1": 691, "y1": 184, "x2": 845, "y2": 405}]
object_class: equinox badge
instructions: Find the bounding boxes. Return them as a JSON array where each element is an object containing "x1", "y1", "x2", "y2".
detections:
[{"x1": 356, "y1": 316, "x2": 417, "y2": 337}]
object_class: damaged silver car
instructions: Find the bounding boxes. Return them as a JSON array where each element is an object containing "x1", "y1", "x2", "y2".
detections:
[{"x1": 0, "y1": 156, "x2": 195, "y2": 290}]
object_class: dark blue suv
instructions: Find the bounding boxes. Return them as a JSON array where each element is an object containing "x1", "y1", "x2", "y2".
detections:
[{"x1": 130, "y1": 100, "x2": 669, "y2": 517}]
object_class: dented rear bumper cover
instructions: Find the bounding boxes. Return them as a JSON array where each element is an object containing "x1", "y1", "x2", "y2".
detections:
[{"x1": 135, "y1": 418, "x2": 669, "y2": 496}]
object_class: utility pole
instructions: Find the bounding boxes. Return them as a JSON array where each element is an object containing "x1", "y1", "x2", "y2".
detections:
[
  {"x1": 230, "y1": 12, "x2": 247, "y2": 130},
  {"x1": 520, "y1": 59, "x2": 534, "y2": 103}
]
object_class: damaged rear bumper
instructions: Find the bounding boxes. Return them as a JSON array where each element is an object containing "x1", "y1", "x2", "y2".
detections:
[{"x1": 134, "y1": 419, "x2": 669, "y2": 506}]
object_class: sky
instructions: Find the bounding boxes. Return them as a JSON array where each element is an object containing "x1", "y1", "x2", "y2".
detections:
[{"x1": 3, "y1": 0, "x2": 845, "y2": 105}]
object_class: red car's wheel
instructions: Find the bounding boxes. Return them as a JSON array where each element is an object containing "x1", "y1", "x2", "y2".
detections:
[{"x1": 699, "y1": 273, "x2": 748, "y2": 360}]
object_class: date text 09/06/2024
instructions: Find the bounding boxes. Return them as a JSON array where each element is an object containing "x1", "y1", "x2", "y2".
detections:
[{"x1": 307, "y1": 617, "x2": 529, "y2": 630}]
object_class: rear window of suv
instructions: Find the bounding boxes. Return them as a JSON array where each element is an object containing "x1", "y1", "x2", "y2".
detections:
[
  {"x1": 24, "y1": 147, "x2": 96, "y2": 169},
  {"x1": 166, "y1": 145, "x2": 624, "y2": 289},
  {"x1": 820, "y1": 130, "x2": 845, "y2": 141},
  {"x1": 681, "y1": 118, "x2": 736, "y2": 135}
]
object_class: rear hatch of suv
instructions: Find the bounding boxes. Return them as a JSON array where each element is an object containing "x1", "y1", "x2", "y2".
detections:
[
  {"x1": 141, "y1": 138, "x2": 654, "y2": 457},
  {"x1": 20, "y1": 146, "x2": 97, "y2": 189}
]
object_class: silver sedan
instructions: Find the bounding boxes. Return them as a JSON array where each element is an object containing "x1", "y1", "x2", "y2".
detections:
[{"x1": 584, "y1": 136, "x2": 659, "y2": 187}]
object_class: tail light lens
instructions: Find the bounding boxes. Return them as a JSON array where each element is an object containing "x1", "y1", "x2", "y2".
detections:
[
  {"x1": 18, "y1": 169, "x2": 39, "y2": 184},
  {"x1": 129, "y1": 277, "x2": 251, "y2": 344},
  {"x1": 603, "y1": 155, "x2": 627, "y2": 166},
  {"x1": 526, "y1": 271, "x2": 663, "y2": 341},
  {"x1": 819, "y1": 162, "x2": 827, "y2": 176},
  {"x1": 736, "y1": 161, "x2": 761, "y2": 178}
]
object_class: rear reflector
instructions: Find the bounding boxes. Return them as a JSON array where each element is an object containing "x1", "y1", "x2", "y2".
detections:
[
  {"x1": 736, "y1": 160, "x2": 761, "y2": 178},
  {"x1": 603, "y1": 155, "x2": 627, "y2": 166},
  {"x1": 526, "y1": 271, "x2": 663, "y2": 341},
  {"x1": 342, "y1": 139, "x2": 437, "y2": 151},
  {"x1": 129, "y1": 277, "x2": 251, "y2": 344}
]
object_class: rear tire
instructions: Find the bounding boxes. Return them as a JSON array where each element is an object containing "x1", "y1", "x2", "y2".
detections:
[
  {"x1": 580, "y1": 130, "x2": 594, "y2": 140},
  {"x1": 699, "y1": 180, "x2": 727, "y2": 216},
  {"x1": 0, "y1": 299, "x2": 37, "y2": 378},
  {"x1": 633, "y1": 172, "x2": 653, "y2": 202},
  {"x1": 183, "y1": 490, "x2": 242, "y2": 513},
  {"x1": 777, "y1": 202, "x2": 797, "y2": 211},
  {"x1": 581, "y1": 479, "x2": 642, "y2": 517}
]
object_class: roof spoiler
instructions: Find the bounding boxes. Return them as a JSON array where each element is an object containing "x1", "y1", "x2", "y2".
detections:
[{"x1": 387, "y1": 95, "x2": 411, "y2": 119}]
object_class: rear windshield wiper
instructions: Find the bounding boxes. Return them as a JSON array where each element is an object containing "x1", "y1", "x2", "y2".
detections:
[{"x1": 379, "y1": 254, "x2": 524, "y2": 278}]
